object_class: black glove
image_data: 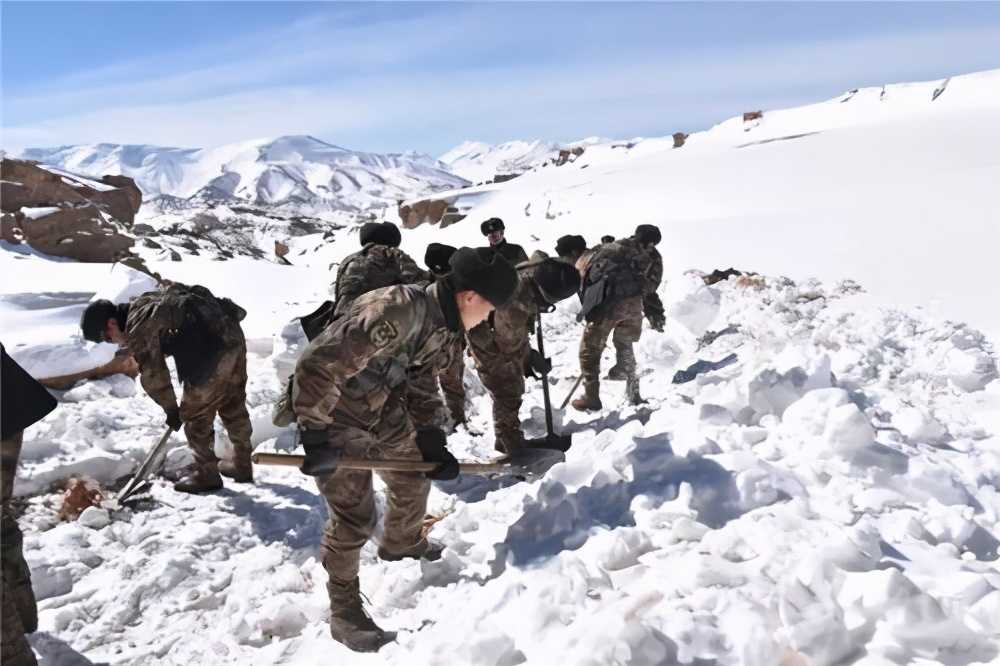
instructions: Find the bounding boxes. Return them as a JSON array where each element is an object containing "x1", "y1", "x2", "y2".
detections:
[
  {"x1": 523, "y1": 349, "x2": 553, "y2": 379},
  {"x1": 415, "y1": 428, "x2": 459, "y2": 481},
  {"x1": 648, "y1": 313, "x2": 666, "y2": 333},
  {"x1": 165, "y1": 407, "x2": 183, "y2": 432},
  {"x1": 299, "y1": 427, "x2": 340, "y2": 476}
]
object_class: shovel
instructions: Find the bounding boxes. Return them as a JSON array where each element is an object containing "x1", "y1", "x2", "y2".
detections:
[
  {"x1": 251, "y1": 447, "x2": 564, "y2": 481},
  {"x1": 117, "y1": 426, "x2": 175, "y2": 503},
  {"x1": 524, "y1": 312, "x2": 573, "y2": 452}
]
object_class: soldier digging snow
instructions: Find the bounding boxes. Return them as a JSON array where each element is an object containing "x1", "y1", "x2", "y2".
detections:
[
  {"x1": 290, "y1": 247, "x2": 518, "y2": 652},
  {"x1": 573, "y1": 224, "x2": 665, "y2": 411},
  {"x1": 424, "y1": 243, "x2": 467, "y2": 426},
  {"x1": 80, "y1": 283, "x2": 254, "y2": 493},
  {"x1": 333, "y1": 221, "x2": 429, "y2": 318},
  {"x1": 480, "y1": 217, "x2": 529, "y2": 265},
  {"x1": 467, "y1": 258, "x2": 580, "y2": 453},
  {"x1": 1, "y1": 345, "x2": 57, "y2": 666}
]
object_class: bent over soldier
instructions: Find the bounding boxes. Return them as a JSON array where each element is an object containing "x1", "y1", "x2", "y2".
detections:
[
  {"x1": 80, "y1": 283, "x2": 253, "y2": 492},
  {"x1": 467, "y1": 259, "x2": 580, "y2": 453},
  {"x1": 424, "y1": 243, "x2": 467, "y2": 426},
  {"x1": 573, "y1": 224, "x2": 665, "y2": 411},
  {"x1": 291, "y1": 247, "x2": 518, "y2": 652}
]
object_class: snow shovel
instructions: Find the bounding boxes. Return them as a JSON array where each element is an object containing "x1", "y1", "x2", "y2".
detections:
[
  {"x1": 524, "y1": 312, "x2": 573, "y2": 453},
  {"x1": 251, "y1": 447, "x2": 564, "y2": 481},
  {"x1": 117, "y1": 426, "x2": 175, "y2": 503},
  {"x1": 559, "y1": 375, "x2": 584, "y2": 410}
]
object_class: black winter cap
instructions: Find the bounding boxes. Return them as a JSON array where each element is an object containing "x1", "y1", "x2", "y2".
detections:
[
  {"x1": 533, "y1": 259, "x2": 581, "y2": 304},
  {"x1": 449, "y1": 247, "x2": 519, "y2": 307},
  {"x1": 425, "y1": 243, "x2": 458, "y2": 275},
  {"x1": 360, "y1": 221, "x2": 402, "y2": 247},
  {"x1": 634, "y1": 224, "x2": 662, "y2": 246},
  {"x1": 601, "y1": 235, "x2": 615, "y2": 244},
  {"x1": 80, "y1": 299, "x2": 118, "y2": 343},
  {"x1": 555, "y1": 234, "x2": 587, "y2": 258},
  {"x1": 480, "y1": 217, "x2": 505, "y2": 235}
]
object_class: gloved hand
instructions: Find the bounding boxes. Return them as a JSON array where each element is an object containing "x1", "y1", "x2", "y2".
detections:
[
  {"x1": 523, "y1": 349, "x2": 553, "y2": 379},
  {"x1": 299, "y1": 426, "x2": 339, "y2": 476},
  {"x1": 165, "y1": 407, "x2": 183, "y2": 432},
  {"x1": 648, "y1": 313, "x2": 666, "y2": 333},
  {"x1": 415, "y1": 428, "x2": 459, "y2": 481}
]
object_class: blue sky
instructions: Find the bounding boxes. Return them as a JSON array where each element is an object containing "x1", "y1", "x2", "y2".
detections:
[{"x1": 3, "y1": 2, "x2": 1000, "y2": 156}]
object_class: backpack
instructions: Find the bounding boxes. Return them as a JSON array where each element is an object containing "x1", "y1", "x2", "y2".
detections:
[
  {"x1": 159, "y1": 284, "x2": 244, "y2": 385},
  {"x1": 576, "y1": 241, "x2": 645, "y2": 322}
]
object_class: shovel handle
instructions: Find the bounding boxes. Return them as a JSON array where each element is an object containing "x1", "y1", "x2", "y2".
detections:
[
  {"x1": 560, "y1": 375, "x2": 584, "y2": 410},
  {"x1": 250, "y1": 452, "x2": 512, "y2": 475}
]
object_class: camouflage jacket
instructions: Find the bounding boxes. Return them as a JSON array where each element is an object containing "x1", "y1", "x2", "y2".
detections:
[
  {"x1": 293, "y1": 281, "x2": 462, "y2": 430},
  {"x1": 125, "y1": 283, "x2": 246, "y2": 412},
  {"x1": 332, "y1": 244, "x2": 429, "y2": 317},
  {"x1": 581, "y1": 237, "x2": 663, "y2": 319},
  {"x1": 467, "y1": 266, "x2": 539, "y2": 363}
]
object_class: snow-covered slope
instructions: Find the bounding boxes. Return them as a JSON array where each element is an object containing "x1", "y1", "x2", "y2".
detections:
[
  {"x1": 413, "y1": 69, "x2": 1000, "y2": 342},
  {"x1": 19, "y1": 135, "x2": 468, "y2": 212},
  {"x1": 438, "y1": 139, "x2": 559, "y2": 183}
]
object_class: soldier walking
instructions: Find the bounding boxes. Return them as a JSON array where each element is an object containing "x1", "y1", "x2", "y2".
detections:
[
  {"x1": 467, "y1": 259, "x2": 580, "y2": 453},
  {"x1": 291, "y1": 247, "x2": 518, "y2": 652},
  {"x1": 80, "y1": 283, "x2": 254, "y2": 492},
  {"x1": 573, "y1": 224, "x2": 665, "y2": 411}
]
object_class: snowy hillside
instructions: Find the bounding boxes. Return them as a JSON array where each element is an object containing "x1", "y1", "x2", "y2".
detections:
[
  {"x1": 19, "y1": 135, "x2": 468, "y2": 212},
  {"x1": 409, "y1": 69, "x2": 1000, "y2": 342},
  {"x1": 439, "y1": 139, "x2": 560, "y2": 183}
]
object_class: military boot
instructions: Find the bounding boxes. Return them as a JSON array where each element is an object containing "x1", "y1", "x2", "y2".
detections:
[
  {"x1": 378, "y1": 539, "x2": 444, "y2": 563},
  {"x1": 2, "y1": 571, "x2": 37, "y2": 666},
  {"x1": 626, "y1": 376, "x2": 646, "y2": 405},
  {"x1": 173, "y1": 463, "x2": 223, "y2": 494},
  {"x1": 571, "y1": 381, "x2": 603, "y2": 412},
  {"x1": 218, "y1": 446, "x2": 253, "y2": 483},
  {"x1": 1, "y1": 517, "x2": 37, "y2": 634},
  {"x1": 605, "y1": 365, "x2": 627, "y2": 381},
  {"x1": 328, "y1": 578, "x2": 396, "y2": 652}
]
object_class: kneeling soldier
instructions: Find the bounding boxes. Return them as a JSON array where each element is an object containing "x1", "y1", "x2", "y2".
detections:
[{"x1": 291, "y1": 248, "x2": 518, "y2": 652}]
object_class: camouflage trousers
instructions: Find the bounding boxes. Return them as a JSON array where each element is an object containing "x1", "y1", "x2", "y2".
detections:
[
  {"x1": 438, "y1": 338, "x2": 467, "y2": 425},
  {"x1": 2, "y1": 432, "x2": 38, "y2": 666},
  {"x1": 179, "y1": 346, "x2": 253, "y2": 467},
  {"x1": 469, "y1": 343, "x2": 527, "y2": 454},
  {"x1": 315, "y1": 399, "x2": 430, "y2": 583},
  {"x1": 579, "y1": 296, "x2": 644, "y2": 386}
]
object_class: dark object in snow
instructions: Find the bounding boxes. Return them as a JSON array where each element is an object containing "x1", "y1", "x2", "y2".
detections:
[
  {"x1": 703, "y1": 268, "x2": 745, "y2": 286},
  {"x1": 672, "y1": 353, "x2": 739, "y2": 384},
  {"x1": 697, "y1": 325, "x2": 741, "y2": 350},
  {"x1": 673, "y1": 132, "x2": 688, "y2": 148},
  {"x1": 57, "y1": 477, "x2": 104, "y2": 521}
]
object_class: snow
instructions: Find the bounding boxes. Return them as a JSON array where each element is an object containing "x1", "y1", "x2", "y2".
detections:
[
  {"x1": 21, "y1": 206, "x2": 61, "y2": 220},
  {"x1": 438, "y1": 139, "x2": 559, "y2": 184},
  {"x1": 3, "y1": 69, "x2": 999, "y2": 665}
]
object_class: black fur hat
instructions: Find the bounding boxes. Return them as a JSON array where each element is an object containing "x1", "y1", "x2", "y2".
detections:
[
  {"x1": 449, "y1": 247, "x2": 519, "y2": 307},
  {"x1": 425, "y1": 243, "x2": 458, "y2": 275},
  {"x1": 634, "y1": 224, "x2": 661, "y2": 246},
  {"x1": 360, "y1": 221, "x2": 402, "y2": 247},
  {"x1": 480, "y1": 218, "x2": 505, "y2": 235},
  {"x1": 533, "y1": 259, "x2": 581, "y2": 304},
  {"x1": 555, "y1": 234, "x2": 587, "y2": 258}
]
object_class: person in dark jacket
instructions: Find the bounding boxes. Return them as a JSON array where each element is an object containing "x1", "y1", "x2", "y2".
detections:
[
  {"x1": 480, "y1": 218, "x2": 529, "y2": 265},
  {"x1": 1, "y1": 344, "x2": 57, "y2": 666}
]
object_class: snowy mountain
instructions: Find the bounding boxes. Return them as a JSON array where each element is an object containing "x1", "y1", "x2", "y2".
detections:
[
  {"x1": 19, "y1": 135, "x2": 469, "y2": 212},
  {"x1": 438, "y1": 139, "x2": 560, "y2": 183}
]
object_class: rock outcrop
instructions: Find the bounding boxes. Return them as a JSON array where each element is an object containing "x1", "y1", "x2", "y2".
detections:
[{"x1": 1, "y1": 158, "x2": 140, "y2": 262}]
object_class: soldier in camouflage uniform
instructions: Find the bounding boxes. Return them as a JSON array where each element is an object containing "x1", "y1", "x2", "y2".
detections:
[
  {"x1": 80, "y1": 283, "x2": 253, "y2": 493},
  {"x1": 425, "y1": 243, "x2": 467, "y2": 426},
  {"x1": 467, "y1": 259, "x2": 580, "y2": 453},
  {"x1": 1, "y1": 346, "x2": 57, "y2": 666},
  {"x1": 572, "y1": 224, "x2": 665, "y2": 411},
  {"x1": 481, "y1": 217, "x2": 529, "y2": 265},
  {"x1": 290, "y1": 247, "x2": 518, "y2": 652},
  {"x1": 332, "y1": 222, "x2": 429, "y2": 318}
]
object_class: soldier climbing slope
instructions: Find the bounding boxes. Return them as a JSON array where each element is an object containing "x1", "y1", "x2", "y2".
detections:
[
  {"x1": 424, "y1": 243, "x2": 468, "y2": 426},
  {"x1": 290, "y1": 247, "x2": 519, "y2": 652},
  {"x1": 572, "y1": 224, "x2": 665, "y2": 411},
  {"x1": 1, "y1": 345, "x2": 57, "y2": 666},
  {"x1": 80, "y1": 283, "x2": 253, "y2": 493},
  {"x1": 332, "y1": 221, "x2": 429, "y2": 318},
  {"x1": 480, "y1": 217, "x2": 529, "y2": 265},
  {"x1": 467, "y1": 258, "x2": 580, "y2": 453}
]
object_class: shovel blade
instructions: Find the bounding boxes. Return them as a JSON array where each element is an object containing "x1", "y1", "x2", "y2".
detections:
[
  {"x1": 504, "y1": 448, "x2": 565, "y2": 479},
  {"x1": 525, "y1": 433, "x2": 573, "y2": 453}
]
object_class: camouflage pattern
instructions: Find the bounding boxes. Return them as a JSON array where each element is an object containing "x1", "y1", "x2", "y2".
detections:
[
  {"x1": 467, "y1": 267, "x2": 539, "y2": 453},
  {"x1": 332, "y1": 244, "x2": 429, "y2": 318},
  {"x1": 2, "y1": 432, "x2": 37, "y2": 666},
  {"x1": 292, "y1": 282, "x2": 461, "y2": 582},
  {"x1": 438, "y1": 336, "x2": 467, "y2": 425},
  {"x1": 125, "y1": 285, "x2": 252, "y2": 468}
]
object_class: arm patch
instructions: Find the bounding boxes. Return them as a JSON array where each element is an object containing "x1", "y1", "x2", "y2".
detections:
[{"x1": 370, "y1": 319, "x2": 399, "y2": 347}]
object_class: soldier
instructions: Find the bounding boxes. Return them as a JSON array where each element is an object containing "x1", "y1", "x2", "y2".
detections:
[
  {"x1": 480, "y1": 217, "x2": 529, "y2": 265},
  {"x1": 554, "y1": 234, "x2": 588, "y2": 265},
  {"x1": 467, "y1": 258, "x2": 580, "y2": 454},
  {"x1": 1, "y1": 345, "x2": 57, "y2": 666},
  {"x1": 80, "y1": 283, "x2": 253, "y2": 492},
  {"x1": 572, "y1": 224, "x2": 665, "y2": 411},
  {"x1": 601, "y1": 235, "x2": 615, "y2": 244},
  {"x1": 424, "y1": 243, "x2": 467, "y2": 426},
  {"x1": 291, "y1": 247, "x2": 518, "y2": 652},
  {"x1": 333, "y1": 221, "x2": 428, "y2": 318}
]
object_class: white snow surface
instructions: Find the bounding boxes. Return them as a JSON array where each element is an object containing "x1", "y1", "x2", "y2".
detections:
[
  {"x1": 2, "y1": 69, "x2": 999, "y2": 665},
  {"x1": 438, "y1": 139, "x2": 560, "y2": 184},
  {"x1": 19, "y1": 135, "x2": 468, "y2": 212}
]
